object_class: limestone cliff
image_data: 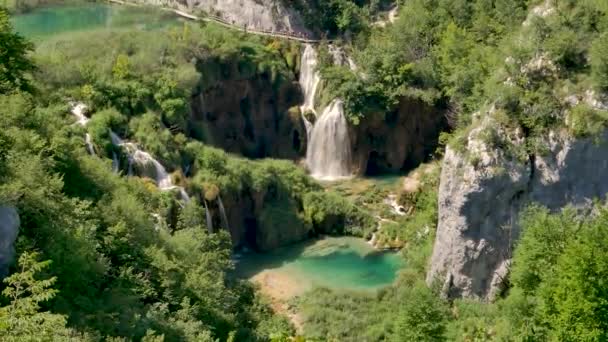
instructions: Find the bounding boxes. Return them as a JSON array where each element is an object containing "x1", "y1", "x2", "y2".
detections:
[
  {"x1": 126, "y1": 0, "x2": 312, "y2": 36},
  {"x1": 213, "y1": 187, "x2": 309, "y2": 252},
  {"x1": 190, "y1": 59, "x2": 307, "y2": 160},
  {"x1": 428, "y1": 109, "x2": 608, "y2": 300},
  {"x1": 350, "y1": 97, "x2": 446, "y2": 175}
]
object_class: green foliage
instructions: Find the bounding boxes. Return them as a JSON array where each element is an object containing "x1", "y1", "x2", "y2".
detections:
[
  {"x1": 0, "y1": 252, "x2": 82, "y2": 341},
  {"x1": 303, "y1": 191, "x2": 375, "y2": 236},
  {"x1": 591, "y1": 32, "x2": 608, "y2": 92},
  {"x1": 286, "y1": 0, "x2": 373, "y2": 37},
  {"x1": 0, "y1": 7, "x2": 35, "y2": 93},
  {"x1": 390, "y1": 282, "x2": 449, "y2": 342}
]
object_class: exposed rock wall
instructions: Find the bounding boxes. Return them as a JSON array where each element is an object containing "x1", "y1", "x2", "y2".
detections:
[
  {"x1": 0, "y1": 206, "x2": 20, "y2": 279},
  {"x1": 350, "y1": 97, "x2": 446, "y2": 175},
  {"x1": 428, "y1": 115, "x2": 608, "y2": 299},
  {"x1": 221, "y1": 188, "x2": 309, "y2": 251},
  {"x1": 127, "y1": 0, "x2": 312, "y2": 36},
  {"x1": 190, "y1": 60, "x2": 307, "y2": 160}
]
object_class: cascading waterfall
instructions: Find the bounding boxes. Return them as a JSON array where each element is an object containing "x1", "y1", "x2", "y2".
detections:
[
  {"x1": 109, "y1": 130, "x2": 189, "y2": 202},
  {"x1": 217, "y1": 195, "x2": 230, "y2": 231},
  {"x1": 70, "y1": 102, "x2": 96, "y2": 156},
  {"x1": 305, "y1": 99, "x2": 353, "y2": 180},
  {"x1": 204, "y1": 200, "x2": 213, "y2": 233},
  {"x1": 299, "y1": 44, "x2": 320, "y2": 139}
]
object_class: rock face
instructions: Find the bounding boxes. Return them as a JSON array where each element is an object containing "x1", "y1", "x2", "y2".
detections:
[
  {"x1": 129, "y1": 0, "x2": 312, "y2": 37},
  {"x1": 350, "y1": 97, "x2": 446, "y2": 175},
  {"x1": 220, "y1": 188, "x2": 309, "y2": 251},
  {"x1": 190, "y1": 61, "x2": 307, "y2": 160},
  {"x1": 0, "y1": 206, "x2": 20, "y2": 279},
  {"x1": 428, "y1": 115, "x2": 608, "y2": 299}
]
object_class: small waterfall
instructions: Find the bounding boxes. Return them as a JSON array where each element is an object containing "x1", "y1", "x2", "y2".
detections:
[
  {"x1": 70, "y1": 102, "x2": 96, "y2": 156},
  {"x1": 204, "y1": 200, "x2": 213, "y2": 233},
  {"x1": 299, "y1": 44, "x2": 321, "y2": 139},
  {"x1": 71, "y1": 102, "x2": 89, "y2": 125},
  {"x1": 112, "y1": 151, "x2": 120, "y2": 173},
  {"x1": 305, "y1": 99, "x2": 352, "y2": 181},
  {"x1": 217, "y1": 195, "x2": 230, "y2": 230},
  {"x1": 109, "y1": 130, "x2": 190, "y2": 202},
  {"x1": 84, "y1": 133, "x2": 95, "y2": 156}
]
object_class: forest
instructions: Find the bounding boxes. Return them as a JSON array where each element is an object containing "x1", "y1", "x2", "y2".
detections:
[{"x1": 2, "y1": 0, "x2": 608, "y2": 341}]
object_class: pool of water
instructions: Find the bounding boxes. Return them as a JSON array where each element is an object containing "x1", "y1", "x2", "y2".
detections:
[
  {"x1": 235, "y1": 237, "x2": 403, "y2": 293},
  {"x1": 11, "y1": 2, "x2": 182, "y2": 40}
]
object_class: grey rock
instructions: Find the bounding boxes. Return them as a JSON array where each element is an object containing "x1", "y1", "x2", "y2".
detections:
[
  {"x1": 428, "y1": 115, "x2": 608, "y2": 300},
  {"x1": 0, "y1": 206, "x2": 20, "y2": 279},
  {"x1": 128, "y1": 0, "x2": 312, "y2": 36}
]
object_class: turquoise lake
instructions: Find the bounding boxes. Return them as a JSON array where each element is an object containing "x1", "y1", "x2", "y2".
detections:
[
  {"x1": 235, "y1": 237, "x2": 403, "y2": 293},
  {"x1": 11, "y1": 2, "x2": 182, "y2": 40}
]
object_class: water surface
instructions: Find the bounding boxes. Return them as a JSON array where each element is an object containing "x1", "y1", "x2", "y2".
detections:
[
  {"x1": 235, "y1": 237, "x2": 403, "y2": 294},
  {"x1": 11, "y1": 2, "x2": 182, "y2": 40}
]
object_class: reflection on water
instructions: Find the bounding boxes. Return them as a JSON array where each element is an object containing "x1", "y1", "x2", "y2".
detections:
[
  {"x1": 11, "y1": 3, "x2": 182, "y2": 40},
  {"x1": 235, "y1": 237, "x2": 403, "y2": 291}
]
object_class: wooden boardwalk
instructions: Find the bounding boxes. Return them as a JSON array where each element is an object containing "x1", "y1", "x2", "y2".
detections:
[{"x1": 108, "y1": 0, "x2": 324, "y2": 43}]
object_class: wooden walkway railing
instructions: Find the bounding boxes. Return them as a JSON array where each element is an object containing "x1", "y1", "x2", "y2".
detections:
[{"x1": 108, "y1": 0, "x2": 324, "y2": 43}]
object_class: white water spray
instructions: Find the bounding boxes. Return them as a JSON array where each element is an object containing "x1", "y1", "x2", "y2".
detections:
[
  {"x1": 70, "y1": 102, "x2": 96, "y2": 156},
  {"x1": 305, "y1": 99, "x2": 353, "y2": 181},
  {"x1": 217, "y1": 195, "x2": 230, "y2": 231},
  {"x1": 109, "y1": 130, "x2": 189, "y2": 202},
  {"x1": 204, "y1": 200, "x2": 213, "y2": 233},
  {"x1": 299, "y1": 44, "x2": 320, "y2": 139}
]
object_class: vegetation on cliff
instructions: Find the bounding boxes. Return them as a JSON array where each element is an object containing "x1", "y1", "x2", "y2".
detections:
[
  {"x1": 0, "y1": 7, "x2": 370, "y2": 340},
  {"x1": 4, "y1": 0, "x2": 608, "y2": 340}
]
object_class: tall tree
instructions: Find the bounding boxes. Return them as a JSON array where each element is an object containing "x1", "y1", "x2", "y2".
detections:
[{"x1": 0, "y1": 7, "x2": 35, "y2": 93}]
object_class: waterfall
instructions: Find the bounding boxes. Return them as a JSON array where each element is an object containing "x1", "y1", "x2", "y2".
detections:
[
  {"x1": 71, "y1": 102, "x2": 89, "y2": 125},
  {"x1": 112, "y1": 151, "x2": 120, "y2": 173},
  {"x1": 70, "y1": 102, "x2": 96, "y2": 156},
  {"x1": 109, "y1": 130, "x2": 190, "y2": 202},
  {"x1": 84, "y1": 134, "x2": 95, "y2": 156},
  {"x1": 305, "y1": 99, "x2": 352, "y2": 181},
  {"x1": 204, "y1": 200, "x2": 213, "y2": 233},
  {"x1": 217, "y1": 195, "x2": 230, "y2": 230},
  {"x1": 299, "y1": 44, "x2": 320, "y2": 139}
]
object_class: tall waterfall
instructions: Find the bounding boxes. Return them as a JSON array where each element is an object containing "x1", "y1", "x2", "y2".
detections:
[
  {"x1": 217, "y1": 195, "x2": 230, "y2": 230},
  {"x1": 70, "y1": 102, "x2": 96, "y2": 156},
  {"x1": 110, "y1": 130, "x2": 190, "y2": 202},
  {"x1": 204, "y1": 200, "x2": 213, "y2": 233},
  {"x1": 305, "y1": 99, "x2": 352, "y2": 181},
  {"x1": 299, "y1": 44, "x2": 320, "y2": 138}
]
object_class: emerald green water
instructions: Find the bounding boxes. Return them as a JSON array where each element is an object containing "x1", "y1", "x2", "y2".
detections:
[
  {"x1": 11, "y1": 2, "x2": 182, "y2": 40},
  {"x1": 236, "y1": 237, "x2": 403, "y2": 292}
]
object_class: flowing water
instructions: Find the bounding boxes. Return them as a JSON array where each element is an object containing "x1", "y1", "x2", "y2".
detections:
[
  {"x1": 306, "y1": 100, "x2": 353, "y2": 181},
  {"x1": 217, "y1": 195, "x2": 230, "y2": 230},
  {"x1": 298, "y1": 44, "x2": 320, "y2": 139},
  {"x1": 235, "y1": 237, "x2": 402, "y2": 294},
  {"x1": 11, "y1": 3, "x2": 181, "y2": 40},
  {"x1": 204, "y1": 200, "x2": 214, "y2": 233},
  {"x1": 70, "y1": 102, "x2": 96, "y2": 156},
  {"x1": 109, "y1": 130, "x2": 189, "y2": 201}
]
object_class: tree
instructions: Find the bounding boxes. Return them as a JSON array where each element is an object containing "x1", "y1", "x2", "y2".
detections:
[
  {"x1": 0, "y1": 252, "x2": 84, "y2": 341},
  {"x1": 0, "y1": 7, "x2": 35, "y2": 93},
  {"x1": 390, "y1": 283, "x2": 449, "y2": 342},
  {"x1": 591, "y1": 32, "x2": 608, "y2": 92},
  {"x1": 538, "y1": 207, "x2": 608, "y2": 341}
]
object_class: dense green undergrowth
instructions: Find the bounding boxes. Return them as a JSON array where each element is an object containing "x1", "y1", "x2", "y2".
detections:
[{"x1": 0, "y1": 8, "x2": 377, "y2": 341}]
